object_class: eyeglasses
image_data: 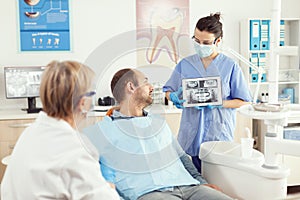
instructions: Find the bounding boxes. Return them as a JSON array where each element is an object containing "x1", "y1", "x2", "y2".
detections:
[
  {"x1": 192, "y1": 36, "x2": 216, "y2": 45},
  {"x1": 83, "y1": 91, "x2": 96, "y2": 97}
]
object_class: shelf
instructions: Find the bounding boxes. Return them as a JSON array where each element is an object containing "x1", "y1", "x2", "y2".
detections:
[
  {"x1": 279, "y1": 81, "x2": 300, "y2": 85},
  {"x1": 249, "y1": 82, "x2": 269, "y2": 86},
  {"x1": 240, "y1": 18, "x2": 300, "y2": 104},
  {"x1": 250, "y1": 81, "x2": 299, "y2": 86},
  {"x1": 248, "y1": 50, "x2": 270, "y2": 53},
  {"x1": 275, "y1": 46, "x2": 299, "y2": 56},
  {"x1": 279, "y1": 68, "x2": 299, "y2": 71},
  {"x1": 248, "y1": 46, "x2": 298, "y2": 56}
]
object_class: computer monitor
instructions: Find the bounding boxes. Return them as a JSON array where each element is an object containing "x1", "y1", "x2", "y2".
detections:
[{"x1": 4, "y1": 66, "x2": 46, "y2": 113}]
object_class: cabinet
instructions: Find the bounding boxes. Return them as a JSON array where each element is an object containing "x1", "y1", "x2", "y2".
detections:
[
  {"x1": 240, "y1": 18, "x2": 300, "y2": 103},
  {"x1": 0, "y1": 119, "x2": 34, "y2": 182}
]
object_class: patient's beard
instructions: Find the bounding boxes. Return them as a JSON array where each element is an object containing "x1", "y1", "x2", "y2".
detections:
[
  {"x1": 131, "y1": 91, "x2": 153, "y2": 112},
  {"x1": 140, "y1": 91, "x2": 153, "y2": 106}
]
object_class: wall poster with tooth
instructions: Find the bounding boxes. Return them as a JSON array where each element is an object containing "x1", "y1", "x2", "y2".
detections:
[
  {"x1": 136, "y1": 0, "x2": 190, "y2": 92},
  {"x1": 136, "y1": 0, "x2": 190, "y2": 66},
  {"x1": 18, "y1": 0, "x2": 70, "y2": 51}
]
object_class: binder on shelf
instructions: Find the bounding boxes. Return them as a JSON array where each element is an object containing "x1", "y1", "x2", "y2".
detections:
[
  {"x1": 258, "y1": 53, "x2": 266, "y2": 67},
  {"x1": 249, "y1": 53, "x2": 259, "y2": 73},
  {"x1": 251, "y1": 72, "x2": 266, "y2": 83},
  {"x1": 280, "y1": 20, "x2": 285, "y2": 46},
  {"x1": 283, "y1": 87, "x2": 294, "y2": 103},
  {"x1": 261, "y1": 73, "x2": 267, "y2": 82},
  {"x1": 260, "y1": 20, "x2": 270, "y2": 50},
  {"x1": 251, "y1": 74, "x2": 258, "y2": 83},
  {"x1": 250, "y1": 20, "x2": 261, "y2": 50}
]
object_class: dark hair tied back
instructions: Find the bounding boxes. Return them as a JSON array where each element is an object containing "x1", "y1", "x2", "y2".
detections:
[
  {"x1": 196, "y1": 12, "x2": 223, "y2": 39},
  {"x1": 211, "y1": 12, "x2": 221, "y2": 21}
]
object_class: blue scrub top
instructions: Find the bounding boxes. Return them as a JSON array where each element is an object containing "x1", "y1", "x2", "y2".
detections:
[{"x1": 163, "y1": 53, "x2": 252, "y2": 156}]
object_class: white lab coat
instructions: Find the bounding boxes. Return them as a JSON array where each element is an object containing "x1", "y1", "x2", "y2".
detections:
[{"x1": 1, "y1": 111, "x2": 120, "y2": 200}]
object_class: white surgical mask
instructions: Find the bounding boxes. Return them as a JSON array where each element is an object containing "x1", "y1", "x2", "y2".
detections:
[{"x1": 194, "y1": 42, "x2": 214, "y2": 58}]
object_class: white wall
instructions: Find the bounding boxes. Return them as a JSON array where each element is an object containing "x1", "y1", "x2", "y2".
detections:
[
  {"x1": 190, "y1": 0, "x2": 300, "y2": 52},
  {"x1": 0, "y1": 0, "x2": 136, "y2": 108},
  {"x1": 0, "y1": 0, "x2": 299, "y2": 109}
]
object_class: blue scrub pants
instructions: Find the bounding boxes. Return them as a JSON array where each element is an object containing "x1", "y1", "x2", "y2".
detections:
[{"x1": 192, "y1": 156, "x2": 202, "y2": 173}]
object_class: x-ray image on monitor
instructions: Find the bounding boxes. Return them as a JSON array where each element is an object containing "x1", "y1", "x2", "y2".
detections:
[{"x1": 4, "y1": 66, "x2": 45, "y2": 113}]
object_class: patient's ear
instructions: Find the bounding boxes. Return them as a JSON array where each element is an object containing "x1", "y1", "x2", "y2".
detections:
[{"x1": 126, "y1": 82, "x2": 135, "y2": 94}]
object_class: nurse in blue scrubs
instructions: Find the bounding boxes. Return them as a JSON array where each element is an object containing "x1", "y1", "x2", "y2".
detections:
[{"x1": 163, "y1": 12, "x2": 252, "y2": 172}]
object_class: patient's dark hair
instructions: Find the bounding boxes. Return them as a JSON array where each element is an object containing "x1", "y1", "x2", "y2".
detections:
[
  {"x1": 195, "y1": 12, "x2": 223, "y2": 39},
  {"x1": 111, "y1": 68, "x2": 138, "y2": 103}
]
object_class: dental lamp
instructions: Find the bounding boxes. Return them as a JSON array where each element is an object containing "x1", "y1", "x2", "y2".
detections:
[{"x1": 221, "y1": 46, "x2": 264, "y2": 104}]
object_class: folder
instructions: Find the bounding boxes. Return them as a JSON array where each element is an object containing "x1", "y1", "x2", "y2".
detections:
[
  {"x1": 250, "y1": 53, "x2": 259, "y2": 74},
  {"x1": 258, "y1": 53, "x2": 266, "y2": 67},
  {"x1": 283, "y1": 87, "x2": 294, "y2": 103},
  {"x1": 261, "y1": 73, "x2": 267, "y2": 82},
  {"x1": 260, "y1": 20, "x2": 270, "y2": 50},
  {"x1": 250, "y1": 20, "x2": 261, "y2": 50},
  {"x1": 251, "y1": 72, "x2": 266, "y2": 83},
  {"x1": 280, "y1": 20, "x2": 285, "y2": 46},
  {"x1": 251, "y1": 74, "x2": 258, "y2": 83}
]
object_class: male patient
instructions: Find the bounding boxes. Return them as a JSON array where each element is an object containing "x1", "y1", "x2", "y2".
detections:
[{"x1": 84, "y1": 68, "x2": 232, "y2": 200}]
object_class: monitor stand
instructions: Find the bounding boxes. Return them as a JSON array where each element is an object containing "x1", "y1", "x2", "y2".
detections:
[{"x1": 26, "y1": 97, "x2": 43, "y2": 113}]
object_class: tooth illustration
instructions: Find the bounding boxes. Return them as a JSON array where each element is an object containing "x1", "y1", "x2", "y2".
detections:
[
  {"x1": 47, "y1": 39, "x2": 51, "y2": 45},
  {"x1": 25, "y1": 11, "x2": 40, "y2": 18},
  {"x1": 24, "y1": 0, "x2": 40, "y2": 6},
  {"x1": 54, "y1": 38, "x2": 60, "y2": 45},
  {"x1": 148, "y1": 8, "x2": 183, "y2": 64},
  {"x1": 149, "y1": 26, "x2": 177, "y2": 63}
]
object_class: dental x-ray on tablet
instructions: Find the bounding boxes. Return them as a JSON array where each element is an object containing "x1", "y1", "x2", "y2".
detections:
[{"x1": 182, "y1": 76, "x2": 222, "y2": 107}]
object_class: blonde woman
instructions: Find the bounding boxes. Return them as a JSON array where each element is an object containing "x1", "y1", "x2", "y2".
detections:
[{"x1": 1, "y1": 61, "x2": 120, "y2": 200}]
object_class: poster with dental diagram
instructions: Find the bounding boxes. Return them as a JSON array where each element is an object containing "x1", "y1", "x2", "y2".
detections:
[
  {"x1": 136, "y1": 0, "x2": 189, "y2": 66},
  {"x1": 18, "y1": 0, "x2": 70, "y2": 51},
  {"x1": 182, "y1": 77, "x2": 222, "y2": 107}
]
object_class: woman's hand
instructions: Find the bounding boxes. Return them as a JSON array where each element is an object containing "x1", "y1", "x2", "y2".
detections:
[{"x1": 168, "y1": 87, "x2": 186, "y2": 109}]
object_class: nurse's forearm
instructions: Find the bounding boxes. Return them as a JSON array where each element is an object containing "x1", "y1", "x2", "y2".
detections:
[{"x1": 222, "y1": 99, "x2": 251, "y2": 108}]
